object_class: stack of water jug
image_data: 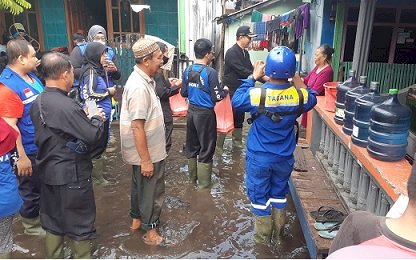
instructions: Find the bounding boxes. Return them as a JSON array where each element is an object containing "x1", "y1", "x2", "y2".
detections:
[{"x1": 334, "y1": 69, "x2": 411, "y2": 162}]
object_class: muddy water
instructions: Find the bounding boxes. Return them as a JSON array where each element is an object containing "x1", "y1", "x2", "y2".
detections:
[{"x1": 11, "y1": 125, "x2": 308, "y2": 258}]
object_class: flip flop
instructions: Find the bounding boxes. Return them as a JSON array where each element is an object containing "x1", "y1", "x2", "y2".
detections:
[
  {"x1": 318, "y1": 229, "x2": 339, "y2": 239},
  {"x1": 313, "y1": 221, "x2": 340, "y2": 231},
  {"x1": 310, "y1": 206, "x2": 340, "y2": 219},
  {"x1": 315, "y1": 210, "x2": 346, "y2": 223}
]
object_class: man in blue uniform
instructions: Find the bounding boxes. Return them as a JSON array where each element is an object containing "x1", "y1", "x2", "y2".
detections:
[
  {"x1": 181, "y1": 38, "x2": 229, "y2": 189},
  {"x1": 232, "y1": 46, "x2": 317, "y2": 244},
  {"x1": 0, "y1": 39, "x2": 45, "y2": 236}
]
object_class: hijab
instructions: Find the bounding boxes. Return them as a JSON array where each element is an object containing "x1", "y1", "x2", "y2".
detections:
[
  {"x1": 87, "y1": 25, "x2": 107, "y2": 42},
  {"x1": 80, "y1": 42, "x2": 107, "y2": 76}
]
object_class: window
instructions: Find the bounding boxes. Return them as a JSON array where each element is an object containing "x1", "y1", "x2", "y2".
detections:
[
  {"x1": 343, "y1": 6, "x2": 416, "y2": 64},
  {"x1": 2, "y1": 0, "x2": 42, "y2": 50},
  {"x1": 112, "y1": 0, "x2": 141, "y2": 45}
]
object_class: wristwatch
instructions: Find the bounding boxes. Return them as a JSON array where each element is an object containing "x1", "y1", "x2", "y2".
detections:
[{"x1": 247, "y1": 74, "x2": 256, "y2": 81}]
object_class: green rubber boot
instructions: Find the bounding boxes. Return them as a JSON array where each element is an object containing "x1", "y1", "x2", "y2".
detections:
[
  {"x1": 197, "y1": 162, "x2": 212, "y2": 189},
  {"x1": 0, "y1": 252, "x2": 11, "y2": 259},
  {"x1": 232, "y1": 128, "x2": 243, "y2": 148},
  {"x1": 21, "y1": 216, "x2": 46, "y2": 236},
  {"x1": 92, "y1": 157, "x2": 110, "y2": 185},
  {"x1": 272, "y1": 208, "x2": 286, "y2": 244},
  {"x1": 215, "y1": 133, "x2": 227, "y2": 154},
  {"x1": 188, "y1": 158, "x2": 197, "y2": 184},
  {"x1": 254, "y1": 215, "x2": 272, "y2": 245},
  {"x1": 45, "y1": 232, "x2": 64, "y2": 259},
  {"x1": 70, "y1": 239, "x2": 91, "y2": 259}
]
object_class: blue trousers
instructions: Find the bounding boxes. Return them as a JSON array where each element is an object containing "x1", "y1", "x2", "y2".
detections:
[{"x1": 245, "y1": 156, "x2": 294, "y2": 216}]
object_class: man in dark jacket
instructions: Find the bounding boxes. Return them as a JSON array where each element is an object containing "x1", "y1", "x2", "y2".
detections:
[
  {"x1": 219, "y1": 25, "x2": 256, "y2": 152},
  {"x1": 30, "y1": 52, "x2": 106, "y2": 258}
]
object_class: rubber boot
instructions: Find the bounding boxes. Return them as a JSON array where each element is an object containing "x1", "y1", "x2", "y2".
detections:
[
  {"x1": 215, "y1": 133, "x2": 226, "y2": 154},
  {"x1": 70, "y1": 239, "x2": 91, "y2": 259},
  {"x1": 188, "y1": 158, "x2": 197, "y2": 184},
  {"x1": 92, "y1": 157, "x2": 110, "y2": 185},
  {"x1": 254, "y1": 215, "x2": 272, "y2": 245},
  {"x1": 45, "y1": 232, "x2": 64, "y2": 259},
  {"x1": 21, "y1": 216, "x2": 46, "y2": 236},
  {"x1": 232, "y1": 128, "x2": 243, "y2": 148},
  {"x1": 0, "y1": 252, "x2": 11, "y2": 259},
  {"x1": 197, "y1": 162, "x2": 212, "y2": 189},
  {"x1": 272, "y1": 208, "x2": 286, "y2": 244}
]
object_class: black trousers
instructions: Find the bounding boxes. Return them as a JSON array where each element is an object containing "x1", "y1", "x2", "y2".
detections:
[
  {"x1": 185, "y1": 104, "x2": 217, "y2": 163},
  {"x1": 165, "y1": 120, "x2": 174, "y2": 154},
  {"x1": 230, "y1": 90, "x2": 245, "y2": 128},
  {"x1": 40, "y1": 178, "x2": 96, "y2": 241},
  {"x1": 16, "y1": 154, "x2": 41, "y2": 219}
]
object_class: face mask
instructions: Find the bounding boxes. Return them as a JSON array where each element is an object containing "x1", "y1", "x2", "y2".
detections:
[
  {"x1": 95, "y1": 40, "x2": 106, "y2": 46},
  {"x1": 162, "y1": 55, "x2": 169, "y2": 65}
]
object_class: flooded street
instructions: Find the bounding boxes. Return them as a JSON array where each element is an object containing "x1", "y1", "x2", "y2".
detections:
[{"x1": 11, "y1": 122, "x2": 308, "y2": 259}]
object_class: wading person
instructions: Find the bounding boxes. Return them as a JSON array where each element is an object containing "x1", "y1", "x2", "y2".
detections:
[
  {"x1": 0, "y1": 39, "x2": 45, "y2": 236},
  {"x1": 218, "y1": 26, "x2": 256, "y2": 152},
  {"x1": 120, "y1": 38, "x2": 166, "y2": 245},
  {"x1": 181, "y1": 38, "x2": 229, "y2": 189},
  {"x1": 79, "y1": 42, "x2": 116, "y2": 185},
  {"x1": 30, "y1": 52, "x2": 106, "y2": 258},
  {"x1": 0, "y1": 116, "x2": 22, "y2": 259},
  {"x1": 154, "y1": 41, "x2": 182, "y2": 154},
  {"x1": 232, "y1": 46, "x2": 317, "y2": 245}
]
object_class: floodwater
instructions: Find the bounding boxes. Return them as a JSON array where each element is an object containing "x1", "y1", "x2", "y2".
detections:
[{"x1": 11, "y1": 122, "x2": 308, "y2": 259}]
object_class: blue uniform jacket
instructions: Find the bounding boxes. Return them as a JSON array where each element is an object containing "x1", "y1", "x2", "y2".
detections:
[
  {"x1": 181, "y1": 64, "x2": 228, "y2": 109},
  {"x1": 80, "y1": 69, "x2": 112, "y2": 120},
  {"x1": 232, "y1": 79, "x2": 317, "y2": 163},
  {"x1": 0, "y1": 67, "x2": 43, "y2": 155}
]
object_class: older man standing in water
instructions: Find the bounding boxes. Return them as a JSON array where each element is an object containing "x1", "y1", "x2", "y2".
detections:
[
  {"x1": 120, "y1": 38, "x2": 166, "y2": 246},
  {"x1": 30, "y1": 52, "x2": 107, "y2": 258}
]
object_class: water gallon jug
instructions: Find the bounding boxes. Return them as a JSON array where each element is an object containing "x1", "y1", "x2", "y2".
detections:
[
  {"x1": 407, "y1": 88, "x2": 416, "y2": 135},
  {"x1": 351, "y1": 82, "x2": 388, "y2": 147},
  {"x1": 335, "y1": 69, "x2": 359, "y2": 125},
  {"x1": 367, "y1": 89, "x2": 412, "y2": 161},
  {"x1": 343, "y1": 76, "x2": 370, "y2": 135}
]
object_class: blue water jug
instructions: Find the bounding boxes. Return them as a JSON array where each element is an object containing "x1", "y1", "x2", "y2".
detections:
[
  {"x1": 335, "y1": 70, "x2": 359, "y2": 125},
  {"x1": 367, "y1": 89, "x2": 412, "y2": 161},
  {"x1": 343, "y1": 76, "x2": 370, "y2": 135},
  {"x1": 351, "y1": 82, "x2": 388, "y2": 147}
]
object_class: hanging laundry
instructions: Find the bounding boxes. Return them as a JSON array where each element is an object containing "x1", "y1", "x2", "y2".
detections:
[
  {"x1": 251, "y1": 10, "x2": 263, "y2": 22},
  {"x1": 252, "y1": 22, "x2": 267, "y2": 41},
  {"x1": 280, "y1": 9, "x2": 295, "y2": 27},
  {"x1": 295, "y1": 3, "x2": 310, "y2": 40},
  {"x1": 262, "y1": 14, "x2": 272, "y2": 22}
]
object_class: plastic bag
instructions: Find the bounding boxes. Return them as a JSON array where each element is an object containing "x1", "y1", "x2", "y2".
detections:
[
  {"x1": 214, "y1": 94, "x2": 234, "y2": 134},
  {"x1": 169, "y1": 92, "x2": 188, "y2": 117}
]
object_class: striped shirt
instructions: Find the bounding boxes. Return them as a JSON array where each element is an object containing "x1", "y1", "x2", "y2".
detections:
[{"x1": 120, "y1": 66, "x2": 167, "y2": 165}]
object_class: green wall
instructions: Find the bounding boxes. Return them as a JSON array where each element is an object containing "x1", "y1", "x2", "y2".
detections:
[
  {"x1": 39, "y1": 0, "x2": 68, "y2": 50},
  {"x1": 144, "y1": 0, "x2": 178, "y2": 46}
]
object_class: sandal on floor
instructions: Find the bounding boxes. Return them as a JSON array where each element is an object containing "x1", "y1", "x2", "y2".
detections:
[
  {"x1": 318, "y1": 229, "x2": 339, "y2": 239},
  {"x1": 315, "y1": 209, "x2": 346, "y2": 223},
  {"x1": 318, "y1": 223, "x2": 341, "y2": 239},
  {"x1": 313, "y1": 221, "x2": 341, "y2": 231},
  {"x1": 310, "y1": 206, "x2": 343, "y2": 220}
]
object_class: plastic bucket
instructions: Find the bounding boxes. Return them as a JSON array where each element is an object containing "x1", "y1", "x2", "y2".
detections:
[{"x1": 324, "y1": 82, "x2": 339, "y2": 112}]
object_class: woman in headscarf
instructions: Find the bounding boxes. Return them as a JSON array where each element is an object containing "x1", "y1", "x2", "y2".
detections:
[
  {"x1": 69, "y1": 25, "x2": 121, "y2": 88},
  {"x1": 154, "y1": 41, "x2": 182, "y2": 154},
  {"x1": 79, "y1": 42, "x2": 115, "y2": 184}
]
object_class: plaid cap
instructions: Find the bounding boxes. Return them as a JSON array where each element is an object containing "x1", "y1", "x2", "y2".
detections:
[{"x1": 132, "y1": 38, "x2": 159, "y2": 59}]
